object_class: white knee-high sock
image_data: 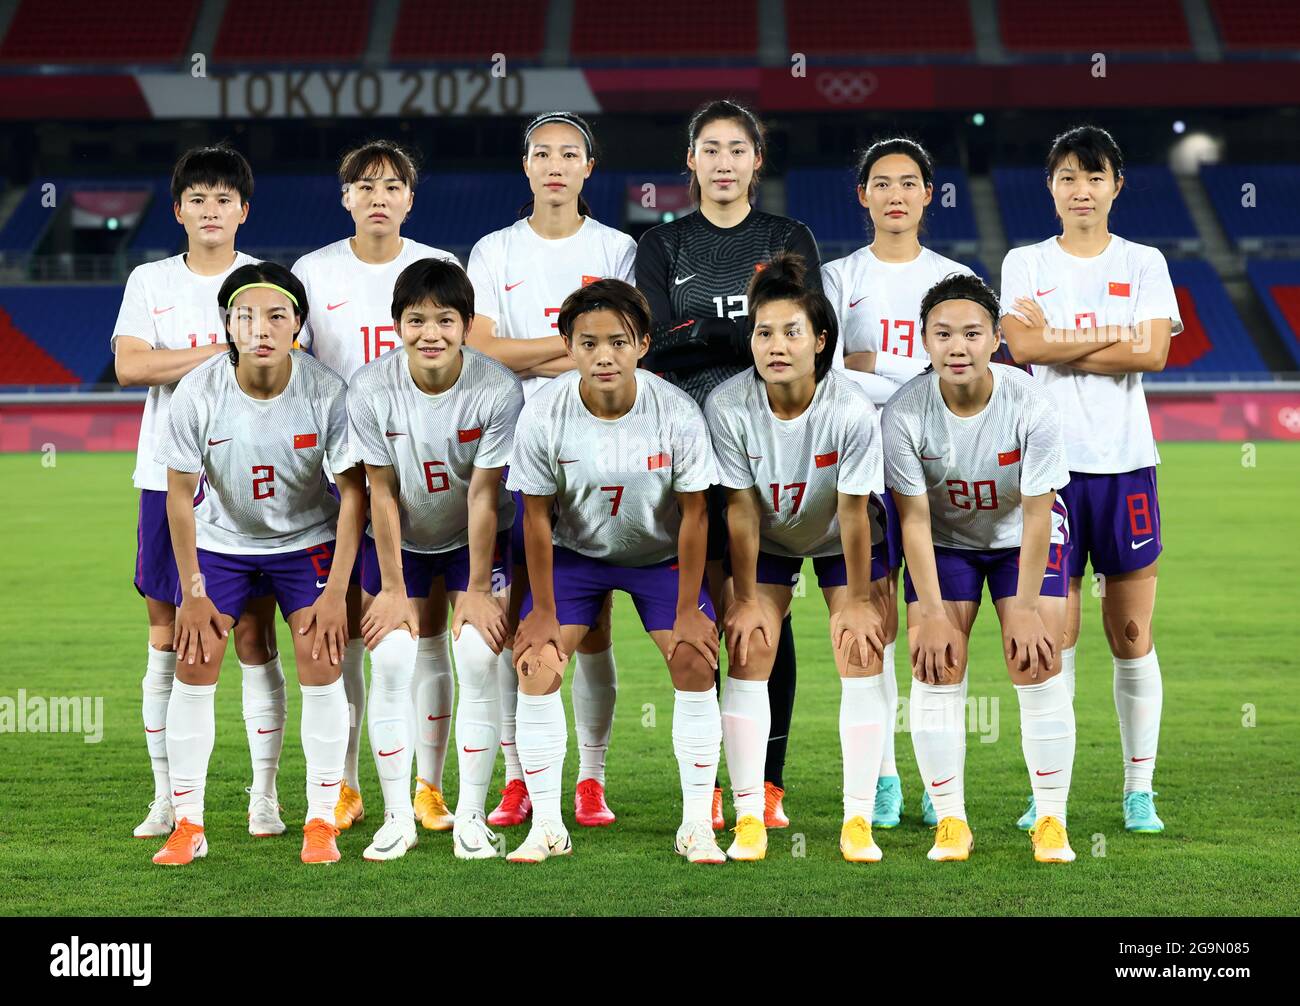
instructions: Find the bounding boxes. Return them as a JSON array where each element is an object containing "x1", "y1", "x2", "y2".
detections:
[
  {"x1": 1061, "y1": 645, "x2": 1077, "y2": 701},
  {"x1": 340, "y1": 639, "x2": 366, "y2": 789},
  {"x1": 369, "y1": 631, "x2": 418, "y2": 818},
  {"x1": 573, "y1": 646, "x2": 617, "y2": 785},
  {"x1": 301, "y1": 678, "x2": 349, "y2": 824},
  {"x1": 497, "y1": 647, "x2": 522, "y2": 783},
  {"x1": 910, "y1": 679, "x2": 966, "y2": 822},
  {"x1": 516, "y1": 689, "x2": 566, "y2": 823},
  {"x1": 165, "y1": 679, "x2": 216, "y2": 826},
  {"x1": 720, "y1": 677, "x2": 769, "y2": 821},
  {"x1": 451, "y1": 625, "x2": 502, "y2": 818},
  {"x1": 878, "y1": 642, "x2": 898, "y2": 777},
  {"x1": 240, "y1": 654, "x2": 286, "y2": 796},
  {"x1": 413, "y1": 632, "x2": 454, "y2": 788},
  {"x1": 673, "y1": 687, "x2": 721, "y2": 824},
  {"x1": 143, "y1": 645, "x2": 175, "y2": 799},
  {"x1": 1015, "y1": 675, "x2": 1075, "y2": 824},
  {"x1": 1114, "y1": 648, "x2": 1162, "y2": 792},
  {"x1": 841, "y1": 675, "x2": 888, "y2": 821}
]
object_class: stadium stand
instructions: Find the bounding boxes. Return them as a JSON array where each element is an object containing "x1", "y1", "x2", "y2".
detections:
[
  {"x1": 0, "y1": 0, "x2": 200, "y2": 64},
  {"x1": 1246, "y1": 260, "x2": 1300, "y2": 368},
  {"x1": 570, "y1": 0, "x2": 756, "y2": 59},
  {"x1": 785, "y1": 0, "x2": 974, "y2": 58},
  {"x1": 213, "y1": 0, "x2": 371, "y2": 63},
  {"x1": 999, "y1": 0, "x2": 1191, "y2": 54},
  {"x1": 1152, "y1": 259, "x2": 1270, "y2": 378},
  {"x1": 391, "y1": 0, "x2": 547, "y2": 61},
  {"x1": 1209, "y1": 0, "x2": 1300, "y2": 52},
  {"x1": 0, "y1": 286, "x2": 121, "y2": 385},
  {"x1": 1199, "y1": 165, "x2": 1300, "y2": 250}
]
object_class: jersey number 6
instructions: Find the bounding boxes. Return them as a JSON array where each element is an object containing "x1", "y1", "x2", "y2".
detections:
[{"x1": 423, "y1": 461, "x2": 450, "y2": 493}]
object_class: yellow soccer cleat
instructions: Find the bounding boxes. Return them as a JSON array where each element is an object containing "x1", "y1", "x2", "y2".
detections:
[
  {"x1": 726, "y1": 814, "x2": 767, "y2": 861},
  {"x1": 414, "y1": 778, "x2": 454, "y2": 832},
  {"x1": 927, "y1": 816, "x2": 973, "y2": 862},
  {"x1": 1029, "y1": 815, "x2": 1076, "y2": 863},
  {"x1": 839, "y1": 815, "x2": 882, "y2": 863},
  {"x1": 334, "y1": 782, "x2": 365, "y2": 831}
]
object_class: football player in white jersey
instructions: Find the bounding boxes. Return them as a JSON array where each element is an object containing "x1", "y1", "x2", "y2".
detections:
[
  {"x1": 112, "y1": 145, "x2": 287, "y2": 842},
  {"x1": 152, "y1": 262, "x2": 366, "y2": 867},
  {"x1": 999, "y1": 126, "x2": 1181, "y2": 834},
  {"x1": 883, "y1": 273, "x2": 1077, "y2": 864},
  {"x1": 705, "y1": 254, "x2": 889, "y2": 863},
  {"x1": 291, "y1": 139, "x2": 461, "y2": 835},
  {"x1": 348, "y1": 259, "x2": 524, "y2": 861},
  {"x1": 822, "y1": 137, "x2": 975, "y2": 830},
  {"x1": 466, "y1": 112, "x2": 637, "y2": 830},
  {"x1": 507, "y1": 280, "x2": 725, "y2": 864}
]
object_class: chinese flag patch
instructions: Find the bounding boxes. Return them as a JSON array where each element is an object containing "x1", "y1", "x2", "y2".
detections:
[
  {"x1": 1108, "y1": 282, "x2": 1131, "y2": 297},
  {"x1": 998, "y1": 448, "x2": 1021, "y2": 466},
  {"x1": 293, "y1": 433, "x2": 317, "y2": 449},
  {"x1": 647, "y1": 452, "x2": 671, "y2": 470},
  {"x1": 814, "y1": 451, "x2": 839, "y2": 468},
  {"x1": 458, "y1": 428, "x2": 482, "y2": 443},
  {"x1": 754, "y1": 262, "x2": 767, "y2": 274},
  {"x1": 581, "y1": 274, "x2": 601, "y2": 286}
]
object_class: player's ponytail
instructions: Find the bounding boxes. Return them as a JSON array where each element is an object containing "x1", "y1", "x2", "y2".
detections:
[
  {"x1": 686, "y1": 99, "x2": 766, "y2": 205},
  {"x1": 218, "y1": 261, "x2": 309, "y2": 366},
  {"x1": 746, "y1": 252, "x2": 839, "y2": 382}
]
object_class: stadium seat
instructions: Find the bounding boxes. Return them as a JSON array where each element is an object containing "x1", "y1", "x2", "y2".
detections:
[
  {"x1": 785, "y1": 0, "x2": 974, "y2": 58},
  {"x1": 1147, "y1": 260, "x2": 1270, "y2": 379},
  {"x1": 0, "y1": 286, "x2": 122, "y2": 385},
  {"x1": 0, "y1": 0, "x2": 199, "y2": 64},
  {"x1": 391, "y1": 1, "x2": 546, "y2": 61},
  {"x1": 1210, "y1": 0, "x2": 1300, "y2": 52},
  {"x1": 999, "y1": 0, "x2": 1190, "y2": 54},
  {"x1": 0, "y1": 178, "x2": 158, "y2": 257},
  {"x1": 993, "y1": 166, "x2": 1198, "y2": 249},
  {"x1": 1199, "y1": 165, "x2": 1300, "y2": 250},
  {"x1": 570, "y1": 0, "x2": 756, "y2": 59},
  {"x1": 214, "y1": 0, "x2": 371, "y2": 63},
  {"x1": 1246, "y1": 259, "x2": 1300, "y2": 368}
]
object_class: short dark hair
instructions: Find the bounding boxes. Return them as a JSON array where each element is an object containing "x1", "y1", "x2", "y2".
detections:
[
  {"x1": 338, "y1": 139, "x2": 420, "y2": 191},
  {"x1": 746, "y1": 252, "x2": 838, "y2": 382},
  {"x1": 391, "y1": 258, "x2": 475, "y2": 327},
  {"x1": 919, "y1": 272, "x2": 1001, "y2": 333},
  {"x1": 171, "y1": 143, "x2": 254, "y2": 205},
  {"x1": 217, "y1": 261, "x2": 308, "y2": 365},
  {"x1": 687, "y1": 98, "x2": 766, "y2": 205},
  {"x1": 1046, "y1": 124, "x2": 1124, "y2": 180},
  {"x1": 556, "y1": 279, "x2": 651, "y2": 344}
]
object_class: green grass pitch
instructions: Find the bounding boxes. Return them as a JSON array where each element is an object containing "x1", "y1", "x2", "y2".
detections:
[{"x1": 1, "y1": 444, "x2": 1296, "y2": 916}]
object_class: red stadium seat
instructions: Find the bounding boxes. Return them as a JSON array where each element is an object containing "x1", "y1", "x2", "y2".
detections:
[
  {"x1": 1211, "y1": 0, "x2": 1300, "y2": 51},
  {"x1": 391, "y1": 1, "x2": 546, "y2": 60},
  {"x1": 1000, "y1": 0, "x2": 1190, "y2": 53},
  {"x1": 0, "y1": 307, "x2": 79, "y2": 385},
  {"x1": 570, "y1": 0, "x2": 756, "y2": 58},
  {"x1": 0, "y1": 0, "x2": 199, "y2": 64},
  {"x1": 214, "y1": 0, "x2": 371, "y2": 63},
  {"x1": 786, "y1": 0, "x2": 974, "y2": 57}
]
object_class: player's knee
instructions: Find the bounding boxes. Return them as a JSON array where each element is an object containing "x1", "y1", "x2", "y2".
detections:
[
  {"x1": 370, "y1": 630, "x2": 417, "y2": 692},
  {"x1": 1102, "y1": 615, "x2": 1151, "y2": 659},
  {"x1": 670, "y1": 651, "x2": 715, "y2": 692}
]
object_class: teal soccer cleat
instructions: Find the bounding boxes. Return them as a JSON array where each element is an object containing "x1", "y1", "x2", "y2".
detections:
[
  {"x1": 872, "y1": 776, "x2": 903, "y2": 828},
  {"x1": 1017, "y1": 794, "x2": 1037, "y2": 831},
  {"x1": 1124, "y1": 791, "x2": 1165, "y2": 833}
]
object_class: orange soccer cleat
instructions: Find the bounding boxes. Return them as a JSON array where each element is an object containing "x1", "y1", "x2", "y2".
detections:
[
  {"x1": 302, "y1": 818, "x2": 342, "y2": 864},
  {"x1": 712, "y1": 786, "x2": 725, "y2": 832},
  {"x1": 152, "y1": 818, "x2": 207, "y2": 866},
  {"x1": 414, "y1": 779, "x2": 454, "y2": 832},
  {"x1": 764, "y1": 782, "x2": 790, "y2": 829},
  {"x1": 334, "y1": 782, "x2": 364, "y2": 831}
]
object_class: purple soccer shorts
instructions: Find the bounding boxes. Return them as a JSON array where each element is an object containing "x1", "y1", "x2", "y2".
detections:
[
  {"x1": 1057, "y1": 467, "x2": 1162, "y2": 577},
  {"x1": 177, "y1": 541, "x2": 338, "y2": 622},
  {"x1": 359, "y1": 528, "x2": 512, "y2": 598}
]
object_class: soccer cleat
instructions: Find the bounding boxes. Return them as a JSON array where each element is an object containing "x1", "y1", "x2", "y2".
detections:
[
  {"x1": 453, "y1": 813, "x2": 501, "y2": 860},
  {"x1": 507, "y1": 819, "x2": 573, "y2": 863},
  {"x1": 675, "y1": 819, "x2": 726, "y2": 865},
  {"x1": 363, "y1": 813, "x2": 418, "y2": 862},
  {"x1": 134, "y1": 796, "x2": 175, "y2": 838},
  {"x1": 246, "y1": 787, "x2": 285, "y2": 838},
  {"x1": 711, "y1": 786, "x2": 725, "y2": 832},
  {"x1": 414, "y1": 778, "x2": 454, "y2": 832},
  {"x1": 302, "y1": 818, "x2": 342, "y2": 864},
  {"x1": 334, "y1": 782, "x2": 364, "y2": 831},
  {"x1": 927, "y1": 817, "x2": 973, "y2": 862},
  {"x1": 764, "y1": 782, "x2": 789, "y2": 828},
  {"x1": 726, "y1": 814, "x2": 767, "y2": 861},
  {"x1": 152, "y1": 817, "x2": 207, "y2": 866},
  {"x1": 1123, "y1": 791, "x2": 1165, "y2": 833},
  {"x1": 1029, "y1": 816, "x2": 1076, "y2": 863},
  {"x1": 487, "y1": 779, "x2": 532, "y2": 827},
  {"x1": 1016, "y1": 794, "x2": 1037, "y2": 831},
  {"x1": 872, "y1": 776, "x2": 903, "y2": 829},
  {"x1": 840, "y1": 816, "x2": 883, "y2": 863},
  {"x1": 574, "y1": 778, "x2": 616, "y2": 827},
  {"x1": 921, "y1": 789, "x2": 938, "y2": 827}
]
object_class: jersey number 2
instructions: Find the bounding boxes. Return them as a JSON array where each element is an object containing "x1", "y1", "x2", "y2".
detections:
[{"x1": 252, "y1": 465, "x2": 275, "y2": 500}]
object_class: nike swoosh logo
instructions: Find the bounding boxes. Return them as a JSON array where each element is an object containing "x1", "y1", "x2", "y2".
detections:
[
  {"x1": 499, "y1": 741, "x2": 514, "y2": 746},
  {"x1": 457, "y1": 833, "x2": 483, "y2": 853},
  {"x1": 145, "y1": 727, "x2": 164, "y2": 733},
  {"x1": 693, "y1": 763, "x2": 714, "y2": 769},
  {"x1": 735, "y1": 790, "x2": 757, "y2": 799},
  {"x1": 427, "y1": 714, "x2": 450, "y2": 722},
  {"x1": 1131, "y1": 538, "x2": 1153, "y2": 550},
  {"x1": 374, "y1": 837, "x2": 405, "y2": 852},
  {"x1": 257, "y1": 727, "x2": 282, "y2": 735},
  {"x1": 463, "y1": 746, "x2": 489, "y2": 753},
  {"x1": 1044, "y1": 573, "x2": 1059, "y2": 579},
  {"x1": 315, "y1": 579, "x2": 328, "y2": 589},
  {"x1": 153, "y1": 306, "x2": 174, "y2": 315},
  {"x1": 848, "y1": 296, "x2": 866, "y2": 308},
  {"x1": 378, "y1": 747, "x2": 405, "y2": 757},
  {"x1": 208, "y1": 438, "x2": 231, "y2": 446},
  {"x1": 385, "y1": 431, "x2": 406, "y2": 438},
  {"x1": 320, "y1": 780, "x2": 342, "y2": 787},
  {"x1": 525, "y1": 767, "x2": 549, "y2": 775},
  {"x1": 1130, "y1": 756, "x2": 1155, "y2": 763},
  {"x1": 327, "y1": 301, "x2": 349, "y2": 311},
  {"x1": 1036, "y1": 287, "x2": 1057, "y2": 297},
  {"x1": 920, "y1": 454, "x2": 943, "y2": 461},
  {"x1": 746, "y1": 453, "x2": 762, "y2": 460},
  {"x1": 1035, "y1": 769, "x2": 1062, "y2": 777},
  {"x1": 505, "y1": 281, "x2": 525, "y2": 291},
  {"x1": 558, "y1": 459, "x2": 579, "y2": 465},
  {"x1": 931, "y1": 776, "x2": 956, "y2": 787},
  {"x1": 674, "y1": 274, "x2": 696, "y2": 286},
  {"x1": 173, "y1": 789, "x2": 194, "y2": 797}
]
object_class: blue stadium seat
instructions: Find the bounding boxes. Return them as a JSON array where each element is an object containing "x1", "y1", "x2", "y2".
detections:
[
  {"x1": 0, "y1": 285, "x2": 122, "y2": 384},
  {"x1": 1200, "y1": 165, "x2": 1300, "y2": 250},
  {"x1": 1245, "y1": 259, "x2": 1300, "y2": 367},
  {"x1": 1146, "y1": 259, "x2": 1269, "y2": 380}
]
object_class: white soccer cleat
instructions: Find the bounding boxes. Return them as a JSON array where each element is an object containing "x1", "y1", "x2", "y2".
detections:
[
  {"x1": 507, "y1": 819, "x2": 573, "y2": 863},
  {"x1": 134, "y1": 796, "x2": 175, "y2": 838},
  {"x1": 363, "y1": 813, "x2": 419, "y2": 862},
  {"x1": 246, "y1": 787, "x2": 286, "y2": 837},
  {"x1": 453, "y1": 812, "x2": 501, "y2": 860},
  {"x1": 674, "y1": 819, "x2": 726, "y2": 865}
]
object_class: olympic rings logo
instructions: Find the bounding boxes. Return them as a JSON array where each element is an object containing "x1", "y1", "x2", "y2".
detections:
[
  {"x1": 1277, "y1": 407, "x2": 1300, "y2": 433},
  {"x1": 815, "y1": 70, "x2": 878, "y2": 106}
]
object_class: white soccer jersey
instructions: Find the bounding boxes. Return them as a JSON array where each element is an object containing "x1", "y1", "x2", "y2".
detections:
[
  {"x1": 466, "y1": 217, "x2": 637, "y2": 401},
  {"x1": 999, "y1": 235, "x2": 1183, "y2": 474},
  {"x1": 705, "y1": 369, "x2": 884, "y2": 559},
  {"x1": 824, "y1": 245, "x2": 974, "y2": 404},
  {"x1": 882, "y1": 364, "x2": 1070, "y2": 551},
  {"x1": 292, "y1": 237, "x2": 460, "y2": 382},
  {"x1": 507, "y1": 369, "x2": 717, "y2": 566},
  {"x1": 112, "y1": 251, "x2": 260, "y2": 491},
  {"x1": 156, "y1": 352, "x2": 352, "y2": 555},
  {"x1": 347, "y1": 348, "x2": 522, "y2": 554}
]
